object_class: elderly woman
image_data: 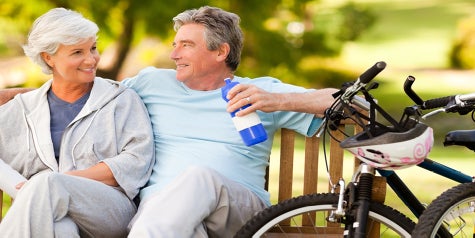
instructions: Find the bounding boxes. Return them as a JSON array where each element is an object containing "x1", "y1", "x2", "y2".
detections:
[{"x1": 0, "y1": 8, "x2": 154, "y2": 238}]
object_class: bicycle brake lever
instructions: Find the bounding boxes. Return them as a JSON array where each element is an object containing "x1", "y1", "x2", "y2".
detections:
[{"x1": 422, "y1": 108, "x2": 446, "y2": 120}]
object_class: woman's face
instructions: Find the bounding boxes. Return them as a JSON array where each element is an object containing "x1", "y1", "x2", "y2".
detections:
[{"x1": 43, "y1": 37, "x2": 100, "y2": 85}]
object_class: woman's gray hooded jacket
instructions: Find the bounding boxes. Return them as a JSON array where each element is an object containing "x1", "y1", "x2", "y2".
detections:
[{"x1": 0, "y1": 77, "x2": 155, "y2": 200}]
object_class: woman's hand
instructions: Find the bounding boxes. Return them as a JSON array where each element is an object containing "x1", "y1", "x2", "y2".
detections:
[{"x1": 15, "y1": 181, "x2": 26, "y2": 190}]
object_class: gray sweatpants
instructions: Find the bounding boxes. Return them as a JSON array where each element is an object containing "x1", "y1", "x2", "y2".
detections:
[
  {"x1": 128, "y1": 166, "x2": 267, "y2": 238},
  {"x1": 0, "y1": 172, "x2": 136, "y2": 238}
]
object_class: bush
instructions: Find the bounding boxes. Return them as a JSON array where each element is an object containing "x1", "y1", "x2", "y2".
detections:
[{"x1": 450, "y1": 15, "x2": 475, "y2": 69}]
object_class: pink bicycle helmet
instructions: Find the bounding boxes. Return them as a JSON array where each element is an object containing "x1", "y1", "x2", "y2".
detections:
[{"x1": 340, "y1": 123, "x2": 433, "y2": 170}]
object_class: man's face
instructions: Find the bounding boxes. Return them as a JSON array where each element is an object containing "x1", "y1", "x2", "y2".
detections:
[{"x1": 170, "y1": 23, "x2": 223, "y2": 88}]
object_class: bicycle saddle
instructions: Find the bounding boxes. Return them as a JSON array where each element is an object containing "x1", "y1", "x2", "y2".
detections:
[{"x1": 444, "y1": 130, "x2": 475, "y2": 151}]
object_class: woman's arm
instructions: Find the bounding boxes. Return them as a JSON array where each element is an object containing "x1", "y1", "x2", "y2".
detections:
[{"x1": 65, "y1": 162, "x2": 118, "y2": 186}]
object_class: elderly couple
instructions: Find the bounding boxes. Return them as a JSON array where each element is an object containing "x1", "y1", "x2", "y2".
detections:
[{"x1": 0, "y1": 5, "x2": 336, "y2": 238}]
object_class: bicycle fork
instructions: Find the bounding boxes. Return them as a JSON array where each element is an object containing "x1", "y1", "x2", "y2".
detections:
[
  {"x1": 352, "y1": 164, "x2": 374, "y2": 238},
  {"x1": 328, "y1": 163, "x2": 375, "y2": 238}
]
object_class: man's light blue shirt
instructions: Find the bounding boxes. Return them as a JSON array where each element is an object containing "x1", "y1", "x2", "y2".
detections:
[{"x1": 123, "y1": 67, "x2": 321, "y2": 206}]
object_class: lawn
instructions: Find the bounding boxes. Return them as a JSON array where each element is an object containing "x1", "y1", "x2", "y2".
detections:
[
  {"x1": 332, "y1": 0, "x2": 475, "y2": 69},
  {"x1": 265, "y1": 0, "x2": 475, "y2": 223}
]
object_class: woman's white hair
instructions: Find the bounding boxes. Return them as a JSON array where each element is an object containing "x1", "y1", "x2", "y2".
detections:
[{"x1": 22, "y1": 8, "x2": 99, "y2": 74}]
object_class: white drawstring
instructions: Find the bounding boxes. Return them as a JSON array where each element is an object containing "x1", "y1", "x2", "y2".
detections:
[
  {"x1": 70, "y1": 109, "x2": 100, "y2": 168},
  {"x1": 22, "y1": 110, "x2": 31, "y2": 151}
]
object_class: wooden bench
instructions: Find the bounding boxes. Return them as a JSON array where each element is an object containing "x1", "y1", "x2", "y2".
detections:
[
  {"x1": 265, "y1": 124, "x2": 387, "y2": 236},
  {"x1": 0, "y1": 88, "x2": 386, "y2": 235}
]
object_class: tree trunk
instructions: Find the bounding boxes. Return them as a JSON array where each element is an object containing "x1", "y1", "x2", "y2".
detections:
[{"x1": 97, "y1": 15, "x2": 134, "y2": 80}]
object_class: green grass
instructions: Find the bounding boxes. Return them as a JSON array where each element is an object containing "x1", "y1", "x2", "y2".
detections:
[
  {"x1": 333, "y1": 0, "x2": 475, "y2": 69},
  {"x1": 1, "y1": 192, "x2": 11, "y2": 218}
]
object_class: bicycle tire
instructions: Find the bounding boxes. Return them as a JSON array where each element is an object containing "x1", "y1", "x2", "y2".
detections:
[
  {"x1": 235, "y1": 193, "x2": 415, "y2": 237},
  {"x1": 412, "y1": 182, "x2": 475, "y2": 238}
]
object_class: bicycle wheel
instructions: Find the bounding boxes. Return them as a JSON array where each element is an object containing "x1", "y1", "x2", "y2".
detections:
[
  {"x1": 412, "y1": 182, "x2": 475, "y2": 238},
  {"x1": 235, "y1": 193, "x2": 415, "y2": 237}
]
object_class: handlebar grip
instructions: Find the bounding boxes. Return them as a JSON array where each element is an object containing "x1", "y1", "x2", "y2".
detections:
[
  {"x1": 422, "y1": 96, "x2": 455, "y2": 109},
  {"x1": 358, "y1": 61, "x2": 387, "y2": 84},
  {"x1": 403, "y1": 75, "x2": 424, "y2": 105}
]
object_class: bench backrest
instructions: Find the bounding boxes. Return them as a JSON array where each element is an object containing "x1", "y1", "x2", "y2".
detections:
[
  {"x1": 268, "y1": 121, "x2": 387, "y2": 235},
  {"x1": 274, "y1": 123, "x2": 364, "y2": 201},
  {"x1": 0, "y1": 88, "x2": 386, "y2": 235}
]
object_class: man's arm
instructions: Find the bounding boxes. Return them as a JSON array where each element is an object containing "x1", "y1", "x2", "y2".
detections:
[
  {"x1": 0, "y1": 88, "x2": 34, "y2": 105},
  {"x1": 225, "y1": 84, "x2": 337, "y2": 117}
]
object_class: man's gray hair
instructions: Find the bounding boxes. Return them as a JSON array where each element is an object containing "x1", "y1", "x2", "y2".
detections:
[{"x1": 173, "y1": 6, "x2": 243, "y2": 72}]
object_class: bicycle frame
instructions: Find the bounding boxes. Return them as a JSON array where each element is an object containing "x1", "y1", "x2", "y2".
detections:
[{"x1": 378, "y1": 158, "x2": 473, "y2": 218}]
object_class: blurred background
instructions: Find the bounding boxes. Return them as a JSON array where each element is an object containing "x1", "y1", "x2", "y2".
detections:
[
  {"x1": 2, "y1": 0, "x2": 475, "y2": 217},
  {"x1": 2, "y1": 0, "x2": 475, "y2": 145}
]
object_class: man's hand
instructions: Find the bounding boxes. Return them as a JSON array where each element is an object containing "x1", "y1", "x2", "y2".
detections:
[{"x1": 226, "y1": 84, "x2": 281, "y2": 117}]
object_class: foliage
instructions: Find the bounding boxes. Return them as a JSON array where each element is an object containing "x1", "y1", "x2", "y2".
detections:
[
  {"x1": 0, "y1": 0, "x2": 54, "y2": 56},
  {"x1": 449, "y1": 15, "x2": 475, "y2": 69},
  {"x1": 0, "y1": 0, "x2": 377, "y2": 85},
  {"x1": 336, "y1": 2, "x2": 376, "y2": 42}
]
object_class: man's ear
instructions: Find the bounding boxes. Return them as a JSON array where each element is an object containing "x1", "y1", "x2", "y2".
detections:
[{"x1": 217, "y1": 43, "x2": 230, "y2": 61}]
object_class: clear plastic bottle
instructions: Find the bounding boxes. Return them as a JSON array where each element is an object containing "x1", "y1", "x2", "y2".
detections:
[{"x1": 221, "y1": 78, "x2": 268, "y2": 146}]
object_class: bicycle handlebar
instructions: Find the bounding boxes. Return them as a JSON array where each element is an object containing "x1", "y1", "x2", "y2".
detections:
[
  {"x1": 422, "y1": 96, "x2": 455, "y2": 110},
  {"x1": 403, "y1": 76, "x2": 475, "y2": 118},
  {"x1": 358, "y1": 61, "x2": 387, "y2": 84},
  {"x1": 323, "y1": 61, "x2": 475, "y2": 136},
  {"x1": 340, "y1": 61, "x2": 386, "y2": 105},
  {"x1": 421, "y1": 93, "x2": 475, "y2": 119}
]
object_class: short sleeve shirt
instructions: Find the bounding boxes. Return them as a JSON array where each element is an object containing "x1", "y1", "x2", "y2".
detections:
[{"x1": 123, "y1": 67, "x2": 321, "y2": 205}]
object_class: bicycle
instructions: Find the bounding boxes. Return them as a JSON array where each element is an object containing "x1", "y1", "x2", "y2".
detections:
[
  {"x1": 235, "y1": 61, "x2": 475, "y2": 238},
  {"x1": 410, "y1": 96, "x2": 475, "y2": 237}
]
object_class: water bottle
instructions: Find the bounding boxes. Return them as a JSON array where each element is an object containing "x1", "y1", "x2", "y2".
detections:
[{"x1": 221, "y1": 78, "x2": 268, "y2": 146}]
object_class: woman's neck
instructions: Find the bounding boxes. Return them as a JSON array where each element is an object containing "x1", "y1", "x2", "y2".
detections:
[{"x1": 51, "y1": 82, "x2": 93, "y2": 103}]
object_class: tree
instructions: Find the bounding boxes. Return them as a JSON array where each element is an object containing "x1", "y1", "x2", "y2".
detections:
[{"x1": 0, "y1": 0, "x2": 376, "y2": 87}]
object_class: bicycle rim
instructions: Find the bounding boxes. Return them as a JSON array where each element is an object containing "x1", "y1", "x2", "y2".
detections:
[{"x1": 235, "y1": 193, "x2": 414, "y2": 237}]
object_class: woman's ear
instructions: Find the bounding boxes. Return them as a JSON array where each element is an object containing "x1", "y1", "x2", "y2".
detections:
[{"x1": 41, "y1": 52, "x2": 53, "y2": 68}]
